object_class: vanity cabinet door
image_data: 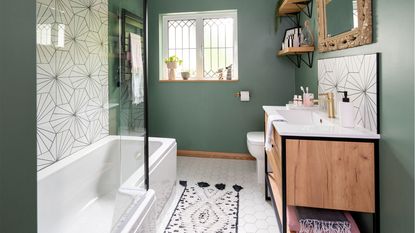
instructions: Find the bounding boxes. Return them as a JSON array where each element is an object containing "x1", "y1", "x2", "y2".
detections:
[{"x1": 286, "y1": 139, "x2": 375, "y2": 213}]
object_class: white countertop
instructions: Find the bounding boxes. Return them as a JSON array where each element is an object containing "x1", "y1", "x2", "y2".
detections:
[{"x1": 263, "y1": 106, "x2": 380, "y2": 139}]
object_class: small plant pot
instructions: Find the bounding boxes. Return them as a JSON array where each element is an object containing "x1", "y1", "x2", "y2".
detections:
[
  {"x1": 181, "y1": 72, "x2": 190, "y2": 80},
  {"x1": 166, "y1": 62, "x2": 178, "y2": 80},
  {"x1": 168, "y1": 69, "x2": 176, "y2": 80},
  {"x1": 166, "y1": 62, "x2": 177, "y2": 69}
]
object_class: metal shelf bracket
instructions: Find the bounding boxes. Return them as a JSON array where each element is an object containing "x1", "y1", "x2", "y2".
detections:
[{"x1": 285, "y1": 52, "x2": 314, "y2": 68}]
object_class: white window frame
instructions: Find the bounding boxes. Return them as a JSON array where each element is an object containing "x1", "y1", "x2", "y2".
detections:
[{"x1": 160, "y1": 10, "x2": 238, "y2": 81}]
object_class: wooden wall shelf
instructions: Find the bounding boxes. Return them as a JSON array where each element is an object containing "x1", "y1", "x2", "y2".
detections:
[
  {"x1": 278, "y1": 0, "x2": 311, "y2": 16},
  {"x1": 276, "y1": 0, "x2": 314, "y2": 67},
  {"x1": 160, "y1": 79, "x2": 238, "y2": 83},
  {"x1": 277, "y1": 46, "x2": 314, "y2": 56},
  {"x1": 277, "y1": 46, "x2": 315, "y2": 68}
]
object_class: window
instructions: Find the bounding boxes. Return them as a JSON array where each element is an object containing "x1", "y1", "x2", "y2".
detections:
[{"x1": 161, "y1": 10, "x2": 238, "y2": 81}]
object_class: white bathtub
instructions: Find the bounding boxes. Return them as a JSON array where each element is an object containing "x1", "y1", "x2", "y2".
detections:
[{"x1": 37, "y1": 136, "x2": 177, "y2": 233}]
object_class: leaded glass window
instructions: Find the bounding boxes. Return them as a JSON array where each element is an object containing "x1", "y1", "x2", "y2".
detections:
[
  {"x1": 162, "y1": 11, "x2": 238, "y2": 81},
  {"x1": 168, "y1": 19, "x2": 197, "y2": 76},
  {"x1": 203, "y1": 18, "x2": 234, "y2": 79}
]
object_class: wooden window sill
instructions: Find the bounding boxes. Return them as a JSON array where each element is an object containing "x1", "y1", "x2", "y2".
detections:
[{"x1": 159, "y1": 79, "x2": 238, "y2": 83}]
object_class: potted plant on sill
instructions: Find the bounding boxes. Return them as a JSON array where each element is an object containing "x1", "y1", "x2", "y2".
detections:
[{"x1": 164, "y1": 55, "x2": 183, "y2": 80}]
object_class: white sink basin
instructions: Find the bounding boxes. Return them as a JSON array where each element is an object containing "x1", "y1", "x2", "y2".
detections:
[
  {"x1": 274, "y1": 110, "x2": 330, "y2": 126},
  {"x1": 263, "y1": 106, "x2": 380, "y2": 139}
]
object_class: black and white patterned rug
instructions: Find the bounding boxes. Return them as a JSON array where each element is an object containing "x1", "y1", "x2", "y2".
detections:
[{"x1": 165, "y1": 181, "x2": 243, "y2": 233}]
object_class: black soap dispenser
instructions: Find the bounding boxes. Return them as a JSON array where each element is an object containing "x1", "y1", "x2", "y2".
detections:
[{"x1": 338, "y1": 91, "x2": 354, "y2": 128}]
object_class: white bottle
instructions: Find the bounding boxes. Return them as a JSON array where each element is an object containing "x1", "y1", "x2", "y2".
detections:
[
  {"x1": 338, "y1": 91, "x2": 354, "y2": 128},
  {"x1": 298, "y1": 95, "x2": 303, "y2": 106},
  {"x1": 293, "y1": 95, "x2": 298, "y2": 106},
  {"x1": 293, "y1": 29, "x2": 300, "y2": 47}
]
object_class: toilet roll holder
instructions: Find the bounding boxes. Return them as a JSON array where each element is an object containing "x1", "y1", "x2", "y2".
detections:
[{"x1": 234, "y1": 91, "x2": 250, "y2": 101}]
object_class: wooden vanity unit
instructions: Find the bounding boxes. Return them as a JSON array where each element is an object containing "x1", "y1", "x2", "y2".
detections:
[{"x1": 264, "y1": 112, "x2": 380, "y2": 233}]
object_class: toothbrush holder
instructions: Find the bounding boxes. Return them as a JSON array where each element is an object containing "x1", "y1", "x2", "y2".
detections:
[{"x1": 303, "y1": 93, "x2": 314, "y2": 107}]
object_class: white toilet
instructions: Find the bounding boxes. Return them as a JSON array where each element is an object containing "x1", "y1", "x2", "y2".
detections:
[{"x1": 247, "y1": 132, "x2": 265, "y2": 184}]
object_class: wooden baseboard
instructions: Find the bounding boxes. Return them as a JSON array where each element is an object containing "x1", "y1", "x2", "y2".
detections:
[{"x1": 177, "y1": 150, "x2": 255, "y2": 161}]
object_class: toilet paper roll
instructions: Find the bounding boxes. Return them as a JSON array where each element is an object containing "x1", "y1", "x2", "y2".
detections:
[{"x1": 240, "y1": 91, "x2": 250, "y2": 102}]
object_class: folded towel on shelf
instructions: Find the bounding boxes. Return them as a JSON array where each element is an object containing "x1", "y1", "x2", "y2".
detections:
[
  {"x1": 129, "y1": 32, "x2": 144, "y2": 105},
  {"x1": 265, "y1": 113, "x2": 286, "y2": 150},
  {"x1": 286, "y1": 206, "x2": 360, "y2": 233}
]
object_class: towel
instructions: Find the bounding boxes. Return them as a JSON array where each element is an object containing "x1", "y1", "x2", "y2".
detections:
[
  {"x1": 287, "y1": 206, "x2": 360, "y2": 233},
  {"x1": 130, "y1": 33, "x2": 144, "y2": 105},
  {"x1": 265, "y1": 113, "x2": 286, "y2": 150},
  {"x1": 297, "y1": 207, "x2": 352, "y2": 233}
]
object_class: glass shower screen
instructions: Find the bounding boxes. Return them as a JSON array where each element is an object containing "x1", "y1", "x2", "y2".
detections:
[
  {"x1": 109, "y1": 0, "x2": 149, "y2": 231},
  {"x1": 36, "y1": 0, "x2": 148, "y2": 231}
]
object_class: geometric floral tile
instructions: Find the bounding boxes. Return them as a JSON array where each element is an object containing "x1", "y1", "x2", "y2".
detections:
[
  {"x1": 51, "y1": 88, "x2": 89, "y2": 141},
  {"x1": 86, "y1": 96, "x2": 109, "y2": 130},
  {"x1": 36, "y1": 0, "x2": 108, "y2": 171},
  {"x1": 65, "y1": 15, "x2": 89, "y2": 64},
  {"x1": 37, "y1": 151, "x2": 56, "y2": 170},
  {"x1": 36, "y1": 2, "x2": 56, "y2": 64},
  {"x1": 51, "y1": 0, "x2": 73, "y2": 24},
  {"x1": 99, "y1": 64, "x2": 109, "y2": 86},
  {"x1": 71, "y1": 0, "x2": 103, "y2": 32},
  {"x1": 70, "y1": 62, "x2": 102, "y2": 99},
  {"x1": 86, "y1": 29, "x2": 107, "y2": 57},
  {"x1": 51, "y1": 130, "x2": 75, "y2": 160},
  {"x1": 37, "y1": 51, "x2": 74, "y2": 105},
  {"x1": 37, "y1": 122, "x2": 55, "y2": 155},
  {"x1": 318, "y1": 54, "x2": 378, "y2": 133}
]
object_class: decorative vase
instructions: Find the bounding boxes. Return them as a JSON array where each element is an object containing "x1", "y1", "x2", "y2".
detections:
[
  {"x1": 301, "y1": 19, "x2": 314, "y2": 47},
  {"x1": 166, "y1": 62, "x2": 177, "y2": 80}
]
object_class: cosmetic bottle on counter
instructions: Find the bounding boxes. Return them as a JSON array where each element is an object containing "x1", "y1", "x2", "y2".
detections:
[
  {"x1": 297, "y1": 95, "x2": 303, "y2": 106},
  {"x1": 338, "y1": 91, "x2": 354, "y2": 128}
]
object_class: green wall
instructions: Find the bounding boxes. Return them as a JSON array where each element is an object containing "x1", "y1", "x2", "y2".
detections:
[
  {"x1": 148, "y1": 0, "x2": 295, "y2": 153},
  {"x1": 295, "y1": 0, "x2": 414, "y2": 232},
  {"x1": 0, "y1": 0, "x2": 37, "y2": 232}
]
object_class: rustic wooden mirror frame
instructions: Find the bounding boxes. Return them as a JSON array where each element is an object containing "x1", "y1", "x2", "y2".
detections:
[{"x1": 317, "y1": 0, "x2": 372, "y2": 52}]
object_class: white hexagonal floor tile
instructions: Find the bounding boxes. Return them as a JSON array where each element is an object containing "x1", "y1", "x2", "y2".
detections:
[{"x1": 157, "y1": 157, "x2": 281, "y2": 233}]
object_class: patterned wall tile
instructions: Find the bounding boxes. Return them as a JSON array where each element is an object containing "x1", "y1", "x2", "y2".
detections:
[
  {"x1": 71, "y1": 0, "x2": 104, "y2": 32},
  {"x1": 36, "y1": 2, "x2": 56, "y2": 64},
  {"x1": 37, "y1": 51, "x2": 74, "y2": 105},
  {"x1": 318, "y1": 54, "x2": 378, "y2": 133},
  {"x1": 52, "y1": 0, "x2": 74, "y2": 24},
  {"x1": 36, "y1": 0, "x2": 108, "y2": 171},
  {"x1": 65, "y1": 15, "x2": 89, "y2": 64},
  {"x1": 37, "y1": 93, "x2": 55, "y2": 155}
]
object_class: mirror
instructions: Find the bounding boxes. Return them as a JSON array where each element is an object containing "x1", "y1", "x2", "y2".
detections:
[
  {"x1": 317, "y1": 0, "x2": 372, "y2": 52},
  {"x1": 326, "y1": 0, "x2": 358, "y2": 37}
]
